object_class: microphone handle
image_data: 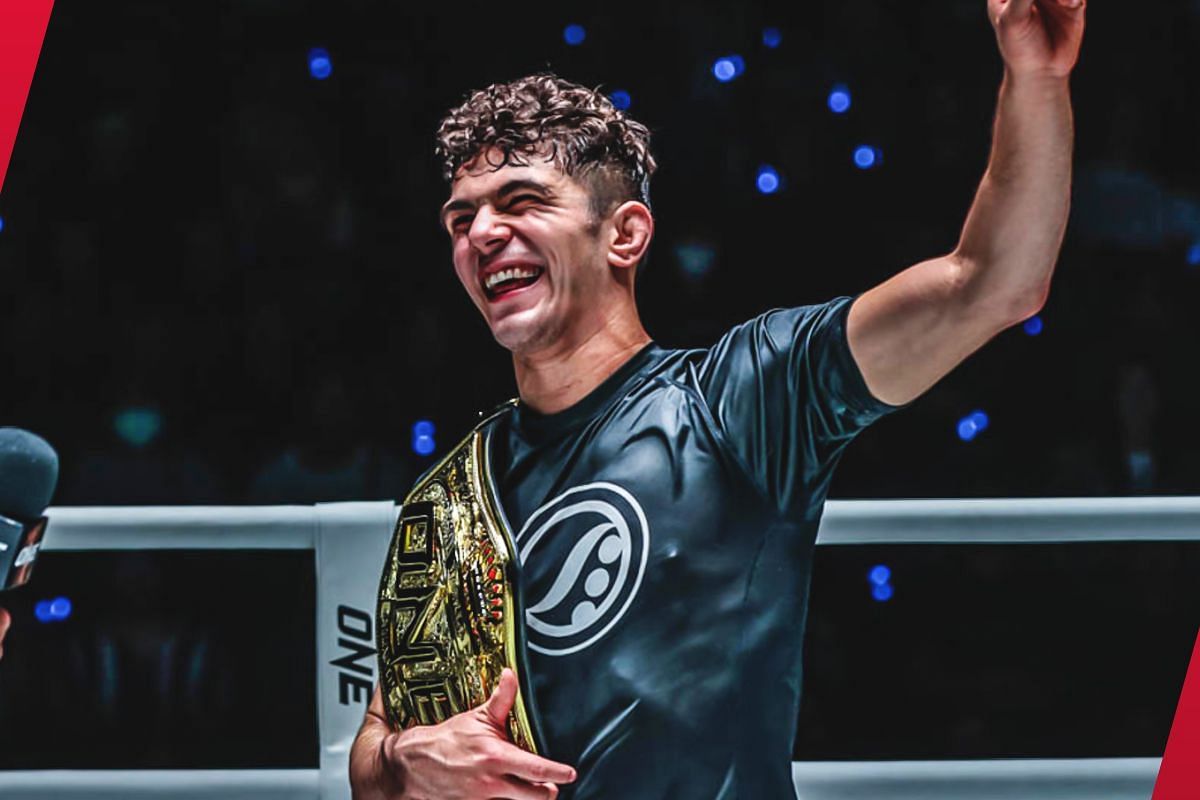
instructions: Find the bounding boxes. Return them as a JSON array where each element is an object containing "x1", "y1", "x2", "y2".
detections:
[{"x1": 0, "y1": 513, "x2": 47, "y2": 591}]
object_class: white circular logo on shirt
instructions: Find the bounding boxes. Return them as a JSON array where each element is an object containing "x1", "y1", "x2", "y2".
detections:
[{"x1": 515, "y1": 482, "x2": 650, "y2": 657}]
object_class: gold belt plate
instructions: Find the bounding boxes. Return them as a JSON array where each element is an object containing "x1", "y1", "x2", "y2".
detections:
[{"x1": 376, "y1": 425, "x2": 540, "y2": 752}]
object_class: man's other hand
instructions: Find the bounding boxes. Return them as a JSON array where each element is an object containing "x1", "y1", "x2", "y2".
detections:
[
  {"x1": 0, "y1": 607, "x2": 10, "y2": 659},
  {"x1": 352, "y1": 668, "x2": 576, "y2": 800}
]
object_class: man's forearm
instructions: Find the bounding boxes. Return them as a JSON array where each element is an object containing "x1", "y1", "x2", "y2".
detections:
[
  {"x1": 350, "y1": 689, "x2": 407, "y2": 800},
  {"x1": 954, "y1": 70, "x2": 1074, "y2": 315}
]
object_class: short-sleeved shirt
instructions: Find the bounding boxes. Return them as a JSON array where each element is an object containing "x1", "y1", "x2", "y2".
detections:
[{"x1": 488, "y1": 297, "x2": 899, "y2": 799}]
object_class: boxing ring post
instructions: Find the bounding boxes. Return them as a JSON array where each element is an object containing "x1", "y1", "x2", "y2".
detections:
[{"x1": 0, "y1": 497, "x2": 1190, "y2": 799}]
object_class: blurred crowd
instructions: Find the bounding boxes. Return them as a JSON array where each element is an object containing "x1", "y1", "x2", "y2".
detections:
[{"x1": 1, "y1": 0, "x2": 1197, "y2": 506}]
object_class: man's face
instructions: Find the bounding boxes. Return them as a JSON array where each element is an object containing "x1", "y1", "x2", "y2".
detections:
[{"x1": 441, "y1": 150, "x2": 612, "y2": 355}]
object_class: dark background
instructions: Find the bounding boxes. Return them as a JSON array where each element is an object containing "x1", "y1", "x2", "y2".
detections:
[{"x1": 0, "y1": 0, "x2": 1197, "y2": 768}]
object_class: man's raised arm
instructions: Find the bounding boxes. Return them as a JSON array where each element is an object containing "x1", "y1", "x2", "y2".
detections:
[{"x1": 847, "y1": 0, "x2": 1086, "y2": 407}]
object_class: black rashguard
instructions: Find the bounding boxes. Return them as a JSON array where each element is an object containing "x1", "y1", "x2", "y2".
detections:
[{"x1": 487, "y1": 296, "x2": 900, "y2": 799}]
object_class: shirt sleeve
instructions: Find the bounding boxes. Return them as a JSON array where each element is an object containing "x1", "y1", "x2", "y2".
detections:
[{"x1": 695, "y1": 296, "x2": 902, "y2": 517}]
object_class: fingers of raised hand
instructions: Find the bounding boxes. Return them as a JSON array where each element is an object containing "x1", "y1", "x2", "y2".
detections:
[{"x1": 992, "y1": 0, "x2": 1035, "y2": 27}]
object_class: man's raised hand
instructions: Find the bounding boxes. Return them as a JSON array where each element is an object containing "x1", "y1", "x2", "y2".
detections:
[
  {"x1": 989, "y1": 0, "x2": 1086, "y2": 79},
  {"x1": 381, "y1": 668, "x2": 576, "y2": 800}
]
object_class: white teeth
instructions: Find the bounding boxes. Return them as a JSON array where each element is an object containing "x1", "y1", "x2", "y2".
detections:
[{"x1": 484, "y1": 265, "x2": 540, "y2": 291}]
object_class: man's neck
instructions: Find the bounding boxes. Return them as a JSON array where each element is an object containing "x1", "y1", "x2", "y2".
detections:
[{"x1": 513, "y1": 320, "x2": 651, "y2": 415}]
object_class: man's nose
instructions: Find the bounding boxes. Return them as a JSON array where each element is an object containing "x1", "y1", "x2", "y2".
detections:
[{"x1": 468, "y1": 205, "x2": 511, "y2": 256}]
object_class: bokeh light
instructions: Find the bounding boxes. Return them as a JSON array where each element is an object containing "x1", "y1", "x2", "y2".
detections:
[
  {"x1": 828, "y1": 84, "x2": 851, "y2": 114},
  {"x1": 957, "y1": 409, "x2": 990, "y2": 442},
  {"x1": 563, "y1": 24, "x2": 586, "y2": 46},
  {"x1": 869, "y1": 564, "x2": 891, "y2": 586},
  {"x1": 756, "y1": 165, "x2": 781, "y2": 194},
  {"x1": 307, "y1": 47, "x2": 332, "y2": 80},
  {"x1": 412, "y1": 420, "x2": 436, "y2": 456},
  {"x1": 762, "y1": 27, "x2": 783, "y2": 49},
  {"x1": 713, "y1": 55, "x2": 746, "y2": 83},
  {"x1": 854, "y1": 145, "x2": 881, "y2": 169},
  {"x1": 610, "y1": 89, "x2": 631, "y2": 110},
  {"x1": 1023, "y1": 315, "x2": 1044, "y2": 336},
  {"x1": 113, "y1": 407, "x2": 163, "y2": 449},
  {"x1": 673, "y1": 240, "x2": 718, "y2": 280},
  {"x1": 49, "y1": 597, "x2": 73, "y2": 620}
]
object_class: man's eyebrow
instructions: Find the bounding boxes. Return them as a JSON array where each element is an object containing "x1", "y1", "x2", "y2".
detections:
[
  {"x1": 496, "y1": 178, "x2": 553, "y2": 198},
  {"x1": 440, "y1": 179, "x2": 555, "y2": 225}
]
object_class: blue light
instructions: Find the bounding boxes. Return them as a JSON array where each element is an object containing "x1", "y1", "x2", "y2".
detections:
[
  {"x1": 308, "y1": 47, "x2": 332, "y2": 80},
  {"x1": 869, "y1": 565, "x2": 891, "y2": 586},
  {"x1": 713, "y1": 55, "x2": 745, "y2": 83},
  {"x1": 872, "y1": 583, "x2": 894, "y2": 602},
  {"x1": 1187, "y1": 243, "x2": 1200, "y2": 266},
  {"x1": 610, "y1": 89, "x2": 631, "y2": 110},
  {"x1": 673, "y1": 240, "x2": 718, "y2": 280},
  {"x1": 756, "y1": 165, "x2": 781, "y2": 194},
  {"x1": 957, "y1": 409, "x2": 990, "y2": 442},
  {"x1": 412, "y1": 420, "x2": 436, "y2": 456},
  {"x1": 828, "y1": 84, "x2": 851, "y2": 114},
  {"x1": 854, "y1": 145, "x2": 880, "y2": 169},
  {"x1": 34, "y1": 600, "x2": 53, "y2": 623},
  {"x1": 563, "y1": 24, "x2": 586, "y2": 46},
  {"x1": 0, "y1": 215, "x2": 5, "y2": 233},
  {"x1": 49, "y1": 597, "x2": 72, "y2": 620},
  {"x1": 113, "y1": 407, "x2": 162, "y2": 449},
  {"x1": 762, "y1": 27, "x2": 783, "y2": 49},
  {"x1": 1023, "y1": 315, "x2": 1044, "y2": 336}
]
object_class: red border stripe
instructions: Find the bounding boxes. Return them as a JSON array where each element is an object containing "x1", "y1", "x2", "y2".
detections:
[
  {"x1": 1153, "y1": 625, "x2": 1200, "y2": 798},
  {"x1": 0, "y1": 0, "x2": 54, "y2": 195}
]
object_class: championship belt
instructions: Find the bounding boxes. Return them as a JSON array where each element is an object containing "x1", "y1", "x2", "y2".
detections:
[{"x1": 375, "y1": 404, "x2": 544, "y2": 753}]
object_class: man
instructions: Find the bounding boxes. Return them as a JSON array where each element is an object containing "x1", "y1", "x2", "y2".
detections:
[{"x1": 351, "y1": 0, "x2": 1086, "y2": 797}]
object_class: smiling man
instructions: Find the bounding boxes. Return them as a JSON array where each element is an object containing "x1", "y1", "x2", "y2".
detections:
[{"x1": 350, "y1": 1, "x2": 1086, "y2": 798}]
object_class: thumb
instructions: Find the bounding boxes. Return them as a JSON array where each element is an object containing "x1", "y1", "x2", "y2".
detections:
[{"x1": 481, "y1": 668, "x2": 518, "y2": 730}]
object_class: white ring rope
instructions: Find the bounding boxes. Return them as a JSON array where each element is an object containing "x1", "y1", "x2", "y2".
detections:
[{"x1": 41, "y1": 496, "x2": 1200, "y2": 550}]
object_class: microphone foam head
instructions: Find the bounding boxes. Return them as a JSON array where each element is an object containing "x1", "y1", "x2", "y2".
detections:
[{"x1": 0, "y1": 428, "x2": 60, "y2": 523}]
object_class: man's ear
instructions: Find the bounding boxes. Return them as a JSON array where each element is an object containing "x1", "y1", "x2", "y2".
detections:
[{"x1": 607, "y1": 201, "x2": 654, "y2": 271}]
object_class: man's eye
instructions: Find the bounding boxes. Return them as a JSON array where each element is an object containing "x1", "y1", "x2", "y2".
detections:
[
  {"x1": 508, "y1": 195, "x2": 541, "y2": 208},
  {"x1": 451, "y1": 216, "x2": 474, "y2": 231}
]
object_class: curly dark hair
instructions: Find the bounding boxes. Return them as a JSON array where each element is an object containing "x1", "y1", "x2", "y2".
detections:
[{"x1": 436, "y1": 73, "x2": 657, "y2": 218}]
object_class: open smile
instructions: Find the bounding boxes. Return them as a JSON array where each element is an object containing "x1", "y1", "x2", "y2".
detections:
[{"x1": 481, "y1": 264, "x2": 545, "y2": 301}]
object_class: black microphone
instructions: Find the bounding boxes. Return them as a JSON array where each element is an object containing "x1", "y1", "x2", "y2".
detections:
[{"x1": 0, "y1": 428, "x2": 59, "y2": 591}]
